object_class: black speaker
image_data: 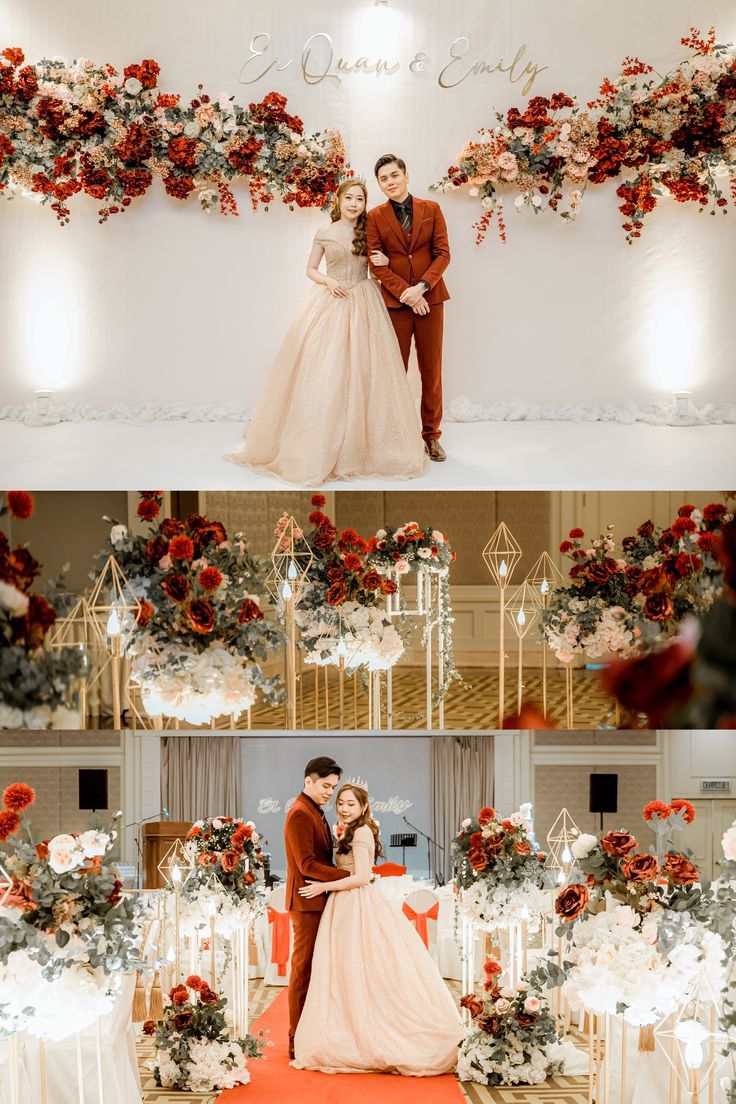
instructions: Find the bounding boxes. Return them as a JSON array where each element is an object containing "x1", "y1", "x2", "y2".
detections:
[
  {"x1": 589, "y1": 773, "x2": 618, "y2": 814},
  {"x1": 79, "y1": 769, "x2": 108, "y2": 811}
]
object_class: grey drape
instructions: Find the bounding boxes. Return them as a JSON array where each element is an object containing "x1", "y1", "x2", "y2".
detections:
[
  {"x1": 431, "y1": 735, "x2": 494, "y2": 882},
  {"x1": 161, "y1": 735, "x2": 242, "y2": 821}
]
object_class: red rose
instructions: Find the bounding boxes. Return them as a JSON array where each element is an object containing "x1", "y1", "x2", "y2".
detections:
[
  {"x1": 142, "y1": 1019, "x2": 156, "y2": 1036},
  {"x1": 663, "y1": 852, "x2": 699, "y2": 885},
  {"x1": 135, "y1": 599, "x2": 154, "y2": 627},
  {"x1": 459, "y1": 994, "x2": 485, "y2": 1018},
  {"x1": 187, "y1": 599, "x2": 215, "y2": 634},
  {"x1": 621, "y1": 853, "x2": 659, "y2": 882},
  {"x1": 381, "y1": 579, "x2": 398, "y2": 595},
  {"x1": 601, "y1": 637, "x2": 694, "y2": 725},
  {"x1": 144, "y1": 536, "x2": 168, "y2": 563},
  {"x1": 3, "y1": 783, "x2": 35, "y2": 813},
  {"x1": 6, "y1": 492, "x2": 34, "y2": 520},
  {"x1": 569, "y1": 528, "x2": 585, "y2": 538},
  {"x1": 160, "y1": 518, "x2": 185, "y2": 539},
  {"x1": 221, "y1": 849, "x2": 240, "y2": 872},
  {"x1": 478, "y1": 807, "x2": 496, "y2": 826},
  {"x1": 313, "y1": 525, "x2": 337, "y2": 551},
  {"x1": 677, "y1": 504, "x2": 696, "y2": 518},
  {"x1": 198, "y1": 566, "x2": 222, "y2": 591},
  {"x1": 169, "y1": 535, "x2": 195, "y2": 561},
  {"x1": 644, "y1": 593, "x2": 673, "y2": 622},
  {"x1": 173, "y1": 1010, "x2": 193, "y2": 1032},
  {"x1": 196, "y1": 522, "x2": 228, "y2": 550},
  {"x1": 237, "y1": 599, "x2": 263, "y2": 624},
  {"x1": 137, "y1": 498, "x2": 160, "y2": 521},
  {"x1": 669, "y1": 798, "x2": 695, "y2": 824},
  {"x1": 514, "y1": 839, "x2": 531, "y2": 855},
  {"x1": 326, "y1": 563, "x2": 345, "y2": 583},
  {"x1": 469, "y1": 849, "x2": 487, "y2": 872},
  {"x1": 484, "y1": 958, "x2": 503, "y2": 979},
  {"x1": 703, "y1": 503, "x2": 728, "y2": 523},
  {"x1": 587, "y1": 562, "x2": 611, "y2": 585},
  {"x1": 1, "y1": 546, "x2": 40, "y2": 588},
  {"x1": 485, "y1": 832, "x2": 506, "y2": 856},
  {"x1": 640, "y1": 566, "x2": 668, "y2": 595},
  {"x1": 198, "y1": 986, "x2": 218, "y2": 1004},
  {"x1": 555, "y1": 883, "x2": 589, "y2": 922},
  {"x1": 161, "y1": 573, "x2": 189, "y2": 604},
  {"x1": 326, "y1": 582, "x2": 347, "y2": 606},
  {"x1": 637, "y1": 519, "x2": 655, "y2": 538},
  {"x1": 164, "y1": 174, "x2": 195, "y2": 200},
  {"x1": 362, "y1": 570, "x2": 382, "y2": 591},
  {"x1": 516, "y1": 1010, "x2": 538, "y2": 1028},
  {"x1": 559, "y1": 540, "x2": 573, "y2": 554},
  {"x1": 0, "y1": 811, "x2": 21, "y2": 840},
  {"x1": 25, "y1": 594, "x2": 56, "y2": 647},
  {"x1": 169, "y1": 985, "x2": 189, "y2": 1005},
  {"x1": 625, "y1": 565, "x2": 645, "y2": 588},
  {"x1": 309, "y1": 511, "x2": 327, "y2": 527},
  {"x1": 197, "y1": 851, "x2": 217, "y2": 866},
  {"x1": 601, "y1": 830, "x2": 638, "y2": 856}
]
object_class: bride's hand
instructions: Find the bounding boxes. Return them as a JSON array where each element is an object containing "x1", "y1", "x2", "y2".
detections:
[
  {"x1": 324, "y1": 276, "x2": 348, "y2": 299},
  {"x1": 299, "y1": 880, "x2": 327, "y2": 899},
  {"x1": 370, "y1": 251, "x2": 389, "y2": 267}
]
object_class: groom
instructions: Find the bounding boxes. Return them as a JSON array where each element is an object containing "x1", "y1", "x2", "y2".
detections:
[
  {"x1": 367, "y1": 153, "x2": 451, "y2": 461},
  {"x1": 284, "y1": 756, "x2": 349, "y2": 1060}
]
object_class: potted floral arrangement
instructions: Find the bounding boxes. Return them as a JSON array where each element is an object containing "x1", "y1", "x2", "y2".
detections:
[
  {"x1": 454, "y1": 806, "x2": 546, "y2": 930},
  {"x1": 291, "y1": 496, "x2": 404, "y2": 671},
  {"x1": 457, "y1": 956, "x2": 570, "y2": 1085},
  {"x1": 0, "y1": 491, "x2": 86, "y2": 729},
  {"x1": 546, "y1": 801, "x2": 726, "y2": 1044},
  {"x1": 146, "y1": 975, "x2": 265, "y2": 1091},
  {"x1": 98, "y1": 492, "x2": 284, "y2": 724},
  {"x1": 0, "y1": 47, "x2": 348, "y2": 224},
  {"x1": 542, "y1": 503, "x2": 730, "y2": 664},
  {"x1": 0, "y1": 782, "x2": 147, "y2": 1040},
  {"x1": 177, "y1": 815, "x2": 266, "y2": 938}
]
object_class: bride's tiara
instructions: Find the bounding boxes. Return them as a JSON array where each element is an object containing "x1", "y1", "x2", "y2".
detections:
[
  {"x1": 341, "y1": 775, "x2": 369, "y2": 790},
  {"x1": 337, "y1": 173, "x2": 367, "y2": 187}
]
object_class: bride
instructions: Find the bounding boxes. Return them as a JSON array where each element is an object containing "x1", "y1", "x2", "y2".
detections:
[
  {"x1": 292, "y1": 782, "x2": 462, "y2": 1075},
  {"x1": 225, "y1": 179, "x2": 427, "y2": 485}
]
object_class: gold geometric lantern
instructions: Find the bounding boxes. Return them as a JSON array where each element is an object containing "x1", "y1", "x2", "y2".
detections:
[
  {"x1": 525, "y1": 551, "x2": 564, "y2": 720},
  {"x1": 158, "y1": 838, "x2": 196, "y2": 983},
  {"x1": 482, "y1": 522, "x2": 522, "y2": 727},
  {"x1": 545, "y1": 808, "x2": 581, "y2": 887},
  {"x1": 505, "y1": 581, "x2": 539, "y2": 716},
  {"x1": 46, "y1": 595, "x2": 92, "y2": 728},
  {"x1": 86, "y1": 555, "x2": 142, "y2": 728},
  {"x1": 266, "y1": 515, "x2": 313, "y2": 730},
  {"x1": 0, "y1": 860, "x2": 12, "y2": 909},
  {"x1": 654, "y1": 983, "x2": 729, "y2": 1104}
]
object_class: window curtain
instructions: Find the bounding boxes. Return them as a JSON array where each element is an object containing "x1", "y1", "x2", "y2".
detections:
[
  {"x1": 161, "y1": 735, "x2": 242, "y2": 822},
  {"x1": 431, "y1": 735, "x2": 494, "y2": 882}
]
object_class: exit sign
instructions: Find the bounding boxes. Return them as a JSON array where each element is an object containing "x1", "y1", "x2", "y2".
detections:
[{"x1": 701, "y1": 780, "x2": 731, "y2": 792}]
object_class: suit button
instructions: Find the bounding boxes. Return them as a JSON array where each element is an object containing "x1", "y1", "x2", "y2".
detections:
[{"x1": 409, "y1": 254, "x2": 412, "y2": 259}]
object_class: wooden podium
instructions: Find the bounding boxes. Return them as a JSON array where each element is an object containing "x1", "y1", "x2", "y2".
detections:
[{"x1": 143, "y1": 821, "x2": 191, "y2": 888}]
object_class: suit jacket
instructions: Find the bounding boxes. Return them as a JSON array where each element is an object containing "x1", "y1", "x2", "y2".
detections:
[
  {"x1": 284, "y1": 793, "x2": 349, "y2": 912},
  {"x1": 367, "y1": 196, "x2": 451, "y2": 309}
]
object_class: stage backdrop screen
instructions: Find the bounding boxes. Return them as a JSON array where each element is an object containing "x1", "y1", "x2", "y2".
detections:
[{"x1": 242, "y1": 735, "x2": 432, "y2": 877}]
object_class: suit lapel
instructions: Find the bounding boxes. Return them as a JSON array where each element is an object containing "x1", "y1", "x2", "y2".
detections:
[
  {"x1": 381, "y1": 202, "x2": 409, "y2": 252},
  {"x1": 408, "y1": 196, "x2": 426, "y2": 253}
]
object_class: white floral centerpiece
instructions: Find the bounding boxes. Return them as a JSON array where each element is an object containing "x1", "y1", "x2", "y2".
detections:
[
  {"x1": 454, "y1": 806, "x2": 546, "y2": 930},
  {"x1": 176, "y1": 815, "x2": 266, "y2": 938},
  {"x1": 0, "y1": 783, "x2": 147, "y2": 1040}
]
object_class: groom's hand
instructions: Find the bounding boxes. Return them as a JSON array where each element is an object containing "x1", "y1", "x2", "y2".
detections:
[
  {"x1": 399, "y1": 283, "x2": 427, "y2": 308},
  {"x1": 298, "y1": 880, "x2": 327, "y2": 898},
  {"x1": 411, "y1": 296, "x2": 430, "y2": 316}
]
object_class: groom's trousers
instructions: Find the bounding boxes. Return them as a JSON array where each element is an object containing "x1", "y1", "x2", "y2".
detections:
[
  {"x1": 288, "y1": 911, "x2": 322, "y2": 1046},
  {"x1": 389, "y1": 303, "x2": 444, "y2": 442}
]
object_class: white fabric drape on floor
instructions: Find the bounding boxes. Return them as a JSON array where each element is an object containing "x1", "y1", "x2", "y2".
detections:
[
  {"x1": 431, "y1": 734, "x2": 494, "y2": 882},
  {"x1": 161, "y1": 735, "x2": 242, "y2": 820}
]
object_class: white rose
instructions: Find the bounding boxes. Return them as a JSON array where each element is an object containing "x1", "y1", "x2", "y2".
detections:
[
  {"x1": 531, "y1": 195, "x2": 542, "y2": 208},
  {"x1": 375, "y1": 529, "x2": 387, "y2": 540},
  {"x1": 431, "y1": 531, "x2": 445, "y2": 543},
  {"x1": 571, "y1": 833, "x2": 598, "y2": 859},
  {"x1": 468, "y1": 187, "x2": 479, "y2": 197},
  {"x1": 495, "y1": 998, "x2": 510, "y2": 1013},
  {"x1": 212, "y1": 817, "x2": 225, "y2": 829},
  {"x1": 78, "y1": 830, "x2": 110, "y2": 858},
  {"x1": 524, "y1": 996, "x2": 541, "y2": 1013},
  {"x1": 124, "y1": 77, "x2": 142, "y2": 95},
  {"x1": 0, "y1": 581, "x2": 30, "y2": 617},
  {"x1": 514, "y1": 195, "x2": 526, "y2": 209},
  {"x1": 395, "y1": 559, "x2": 410, "y2": 574},
  {"x1": 722, "y1": 824, "x2": 736, "y2": 862},
  {"x1": 461, "y1": 818, "x2": 472, "y2": 829},
  {"x1": 184, "y1": 121, "x2": 201, "y2": 138},
  {"x1": 109, "y1": 524, "x2": 128, "y2": 545},
  {"x1": 48, "y1": 846, "x2": 82, "y2": 874}
]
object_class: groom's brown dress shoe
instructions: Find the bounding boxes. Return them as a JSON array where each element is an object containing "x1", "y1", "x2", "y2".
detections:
[{"x1": 425, "y1": 440, "x2": 446, "y2": 462}]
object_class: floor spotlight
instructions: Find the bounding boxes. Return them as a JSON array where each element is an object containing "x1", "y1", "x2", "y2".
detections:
[
  {"x1": 33, "y1": 389, "x2": 53, "y2": 417},
  {"x1": 672, "y1": 390, "x2": 698, "y2": 426}
]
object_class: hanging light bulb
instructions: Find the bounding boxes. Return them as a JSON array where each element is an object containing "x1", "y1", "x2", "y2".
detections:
[
  {"x1": 335, "y1": 637, "x2": 348, "y2": 659},
  {"x1": 281, "y1": 579, "x2": 293, "y2": 601},
  {"x1": 561, "y1": 844, "x2": 572, "y2": 866},
  {"x1": 106, "y1": 605, "x2": 121, "y2": 637},
  {"x1": 556, "y1": 868, "x2": 565, "y2": 885},
  {"x1": 516, "y1": 608, "x2": 526, "y2": 626},
  {"x1": 540, "y1": 577, "x2": 549, "y2": 595},
  {"x1": 171, "y1": 863, "x2": 182, "y2": 884},
  {"x1": 166, "y1": 945, "x2": 176, "y2": 963},
  {"x1": 499, "y1": 559, "x2": 508, "y2": 578},
  {"x1": 287, "y1": 561, "x2": 298, "y2": 580},
  {"x1": 675, "y1": 1019, "x2": 708, "y2": 1070}
]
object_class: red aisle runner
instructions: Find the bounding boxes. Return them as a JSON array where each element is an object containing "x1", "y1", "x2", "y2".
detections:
[{"x1": 218, "y1": 989, "x2": 465, "y2": 1104}]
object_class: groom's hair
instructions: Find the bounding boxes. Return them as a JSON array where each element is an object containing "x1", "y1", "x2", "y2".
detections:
[
  {"x1": 304, "y1": 756, "x2": 343, "y2": 780},
  {"x1": 374, "y1": 153, "x2": 407, "y2": 177}
]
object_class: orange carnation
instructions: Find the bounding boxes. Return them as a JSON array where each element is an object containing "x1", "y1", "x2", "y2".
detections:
[{"x1": 3, "y1": 783, "x2": 35, "y2": 813}]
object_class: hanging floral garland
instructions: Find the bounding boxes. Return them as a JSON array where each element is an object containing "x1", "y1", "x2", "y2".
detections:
[
  {"x1": 432, "y1": 28, "x2": 736, "y2": 243},
  {"x1": 0, "y1": 47, "x2": 348, "y2": 223}
]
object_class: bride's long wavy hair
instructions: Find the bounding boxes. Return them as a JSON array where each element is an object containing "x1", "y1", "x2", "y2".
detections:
[
  {"x1": 334, "y1": 783, "x2": 384, "y2": 859},
  {"x1": 329, "y1": 179, "x2": 368, "y2": 257}
]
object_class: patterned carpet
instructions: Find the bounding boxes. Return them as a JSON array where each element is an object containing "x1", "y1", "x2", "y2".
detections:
[
  {"x1": 137, "y1": 981, "x2": 589, "y2": 1103},
  {"x1": 243, "y1": 666, "x2": 615, "y2": 731}
]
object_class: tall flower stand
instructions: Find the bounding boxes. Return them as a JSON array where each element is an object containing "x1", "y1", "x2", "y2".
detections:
[{"x1": 384, "y1": 565, "x2": 449, "y2": 730}]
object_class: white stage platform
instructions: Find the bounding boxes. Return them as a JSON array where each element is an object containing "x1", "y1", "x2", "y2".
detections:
[{"x1": 1, "y1": 419, "x2": 734, "y2": 491}]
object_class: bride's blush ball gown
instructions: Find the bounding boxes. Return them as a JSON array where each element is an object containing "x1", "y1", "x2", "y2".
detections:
[
  {"x1": 225, "y1": 227, "x2": 427, "y2": 485},
  {"x1": 293, "y1": 826, "x2": 462, "y2": 1075}
]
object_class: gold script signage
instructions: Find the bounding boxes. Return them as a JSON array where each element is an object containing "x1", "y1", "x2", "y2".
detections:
[{"x1": 238, "y1": 33, "x2": 548, "y2": 96}]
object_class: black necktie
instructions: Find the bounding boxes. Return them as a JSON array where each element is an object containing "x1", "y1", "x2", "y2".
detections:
[{"x1": 398, "y1": 201, "x2": 411, "y2": 233}]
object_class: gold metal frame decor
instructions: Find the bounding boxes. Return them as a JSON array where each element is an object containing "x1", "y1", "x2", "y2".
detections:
[
  {"x1": 46, "y1": 596, "x2": 92, "y2": 727},
  {"x1": 482, "y1": 522, "x2": 522, "y2": 726},
  {"x1": 525, "y1": 551, "x2": 565, "y2": 720},
  {"x1": 505, "y1": 580, "x2": 539, "y2": 717},
  {"x1": 266, "y1": 516, "x2": 314, "y2": 730},
  {"x1": 654, "y1": 983, "x2": 728, "y2": 1104},
  {"x1": 544, "y1": 807, "x2": 581, "y2": 888},
  {"x1": 86, "y1": 555, "x2": 142, "y2": 728},
  {"x1": 158, "y1": 840, "x2": 196, "y2": 985}
]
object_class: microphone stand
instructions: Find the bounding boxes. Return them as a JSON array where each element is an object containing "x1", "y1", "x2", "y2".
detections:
[{"x1": 403, "y1": 816, "x2": 445, "y2": 886}]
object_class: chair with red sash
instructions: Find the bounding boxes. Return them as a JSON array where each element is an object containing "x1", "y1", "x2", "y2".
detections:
[
  {"x1": 402, "y1": 888, "x2": 440, "y2": 964},
  {"x1": 264, "y1": 885, "x2": 292, "y2": 986},
  {"x1": 372, "y1": 862, "x2": 407, "y2": 877}
]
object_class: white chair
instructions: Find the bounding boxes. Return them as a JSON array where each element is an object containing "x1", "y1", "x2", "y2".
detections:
[
  {"x1": 264, "y1": 886, "x2": 292, "y2": 986},
  {"x1": 401, "y1": 888, "x2": 441, "y2": 968}
]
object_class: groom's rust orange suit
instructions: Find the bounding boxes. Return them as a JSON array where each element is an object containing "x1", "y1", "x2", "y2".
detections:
[
  {"x1": 284, "y1": 793, "x2": 349, "y2": 1050},
  {"x1": 367, "y1": 197, "x2": 450, "y2": 442}
]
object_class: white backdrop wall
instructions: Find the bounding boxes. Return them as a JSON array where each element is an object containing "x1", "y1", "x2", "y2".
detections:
[
  {"x1": 2, "y1": 0, "x2": 736, "y2": 416},
  {"x1": 242, "y1": 734, "x2": 432, "y2": 877}
]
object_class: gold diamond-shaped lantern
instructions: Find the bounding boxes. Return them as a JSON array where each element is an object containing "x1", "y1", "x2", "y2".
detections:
[
  {"x1": 0, "y1": 860, "x2": 12, "y2": 909},
  {"x1": 47, "y1": 595, "x2": 94, "y2": 655},
  {"x1": 157, "y1": 838, "x2": 196, "y2": 888},
  {"x1": 545, "y1": 808, "x2": 581, "y2": 887},
  {"x1": 266, "y1": 514, "x2": 313, "y2": 609},
  {"x1": 505, "y1": 581, "x2": 540, "y2": 640},
  {"x1": 87, "y1": 554, "x2": 142, "y2": 659},
  {"x1": 482, "y1": 522, "x2": 522, "y2": 590},
  {"x1": 654, "y1": 980, "x2": 729, "y2": 1096},
  {"x1": 524, "y1": 551, "x2": 564, "y2": 609}
]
